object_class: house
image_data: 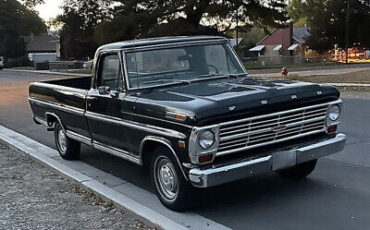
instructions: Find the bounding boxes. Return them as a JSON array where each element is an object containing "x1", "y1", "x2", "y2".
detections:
[
  {"x1": 229, "y1": 38, "x2": 243, "y2": 48},
  {"x1": 249, "y1": 24, "x2": 310, "y2": 64},
  {"x1": 23, "y1": 34, "x2": 61, "y2": 62}
]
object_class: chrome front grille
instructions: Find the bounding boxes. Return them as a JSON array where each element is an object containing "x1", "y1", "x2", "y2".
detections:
[{"x1": 217, "y1": 104, "x2": 328, "y2": 156}]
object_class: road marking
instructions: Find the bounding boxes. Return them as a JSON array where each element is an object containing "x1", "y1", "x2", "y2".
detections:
[{"x1": 0, "y1": 125, "x2": 231, "y2": 230}]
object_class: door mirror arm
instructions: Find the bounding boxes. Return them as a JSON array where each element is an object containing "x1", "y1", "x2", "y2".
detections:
[
  {"x1": 110, "y1": 91, "x2": 120, "y2": 99},
  {"x1": 98, "y1": 86, "x2": 111, "y2": 95}
]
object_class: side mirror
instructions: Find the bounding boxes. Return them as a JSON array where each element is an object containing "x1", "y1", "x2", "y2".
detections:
[{"x1": 98, "y1": 86, "x2": 110, "y2": 95}]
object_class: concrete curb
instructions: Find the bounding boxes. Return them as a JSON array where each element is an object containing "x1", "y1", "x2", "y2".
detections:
[
  {"x1": 325, "y1": 83, "x2": 370, "y2": 87},
  {"x1": 0, "y1": 125, "x2": 188, "y2": 230},
  {"x1": 4, "y1": 68, "x2": 90, "y2": 77}
]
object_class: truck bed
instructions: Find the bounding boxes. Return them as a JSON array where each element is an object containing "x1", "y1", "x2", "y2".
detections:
[
  {"x1": 40, "y1": 76, "x2": 92, "y2": 89},
  {"x1": 28, "y1": 76, "x2": 91, "y2": 136}
]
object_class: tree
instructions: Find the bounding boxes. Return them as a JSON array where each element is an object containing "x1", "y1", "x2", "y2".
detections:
[
  {"x1": 306, "y1": 0, "x2": 370, "y2": 52},
  {"x1": 20, "y1": 0, "x2": 44, "y2": 8},
  {"x1": 57, "y1": 0, "x2": 111, "y2": 58},
  {"x1": 58, "y1": 0, "x2": 289, "y2": 58},
  {"x1": 95, "y1": 0, "x2": 288, "y2": 42},
  {"x1": 0, "y1": 0, "x2": 47, "y2": 58},
  {"x1": 287, "y1": 0, "x2": 307, "y2": 23}
]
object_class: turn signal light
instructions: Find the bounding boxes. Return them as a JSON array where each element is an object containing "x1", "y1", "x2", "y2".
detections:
[
  {"x1": 198, "y1": 154, "x2": 213, "y2": 164},
  {"x1": 327, "y1": 125, "x2": 337, "y2": 134},
  {"x1": 178, "y1": 140, "x2": 186, "y2": 148}
]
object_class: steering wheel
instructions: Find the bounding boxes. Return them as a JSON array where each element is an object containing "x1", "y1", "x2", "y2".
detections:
[{"x1": 208, "y1": 64, "x2": 219, "y2": 75}]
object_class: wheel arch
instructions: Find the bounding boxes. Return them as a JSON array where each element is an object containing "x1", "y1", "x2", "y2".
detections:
[
  {"x1": 45, "y1": 112, "x2": 65, "y2": 131},
  {"x1": 140, "y1": 136, "x2": 188, "y2": 181}
]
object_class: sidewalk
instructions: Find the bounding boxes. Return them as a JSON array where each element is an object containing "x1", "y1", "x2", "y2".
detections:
[
  {"x1": 3, "y1": 68, "x2": 90, "y2": 77},
  {"x1": 0, "y1": 141, "x2": 153, "y2": 230}
]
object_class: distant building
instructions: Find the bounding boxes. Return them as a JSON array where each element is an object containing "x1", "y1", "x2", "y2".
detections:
[
  {"x1": 23, "y1": 34, "x2": 60, "y2": 62},
  {"x1": 229, "y1": 38, "x2": 243, "y2": 48},
  {"x1": 249, "y1": 24, "x2": 310, "y2": 64}
]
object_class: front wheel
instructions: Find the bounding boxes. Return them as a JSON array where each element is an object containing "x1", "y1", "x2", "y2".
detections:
[
  {"x1": 150, "y1": 147, "x2": 195, "y2": 211},
  {"x1": 276, "y1": 159, "x2": 317, "y2": 180},
  {"x1": 54, "y1": 123, "x2": 80, "y2": 160}
]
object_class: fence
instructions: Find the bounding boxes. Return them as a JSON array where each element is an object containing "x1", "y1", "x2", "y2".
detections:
[{"x1": 242, "y1": 56, "x2": 330, "y2": 66}]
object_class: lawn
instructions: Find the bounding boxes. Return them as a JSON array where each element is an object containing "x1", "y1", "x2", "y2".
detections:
[
  {"x1": 244, "y1": 61, "x2": 340, "y2": 70},
  {"x1": 9, "y1": 66, "x2": 34, "y2": 70},
  {"x1": 295, "y1": 70, "x2": 370, "y2": 84},
  {"x1": 289, "y1": 70, "x2": 370, "y2": 92}
]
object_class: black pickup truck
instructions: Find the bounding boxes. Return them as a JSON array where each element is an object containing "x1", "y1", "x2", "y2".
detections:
[{"x1": 29, "y1": 36, "x2": 346, "y2": 211}]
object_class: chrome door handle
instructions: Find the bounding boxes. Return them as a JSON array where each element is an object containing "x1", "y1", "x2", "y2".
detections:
[{"x1": 86, "y1": 96, "x2": 97, "y2": 100}]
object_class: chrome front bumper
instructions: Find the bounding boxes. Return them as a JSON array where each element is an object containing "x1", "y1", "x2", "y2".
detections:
[{"x1": 189, "y1": 133, "x2": 346, "y2": 188}]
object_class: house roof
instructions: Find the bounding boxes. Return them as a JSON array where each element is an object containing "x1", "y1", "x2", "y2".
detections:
[
  {"x1": 249, "y1": 45, "x2": 265, "y2": 51},
  {"x1": 293, "y1": 27, "x2": 310, "y2": 44},
  {"x1": 23, "y1": 35, "x2": 59, "y2": 52},
  {"x1": 258, "y1": 26, "x2": 310, "y2": 46}
]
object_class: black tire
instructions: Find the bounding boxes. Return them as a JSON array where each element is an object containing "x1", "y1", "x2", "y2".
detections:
[
  {"x1": 276, "y1": 160, "x2": 317, "y2": 180},
  {"x1": 150, "y1": 146, "x2": 195, "y2": 211},
  {"x1": 54, "y1": 123, "x2": 80, "y2": 160}
]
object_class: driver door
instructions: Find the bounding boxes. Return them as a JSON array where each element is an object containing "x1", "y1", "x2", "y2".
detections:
[{"x1": 86, "y1": 52, "x2": 131, "y2": 152}]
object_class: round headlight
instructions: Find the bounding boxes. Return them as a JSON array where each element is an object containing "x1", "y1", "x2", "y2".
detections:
[
  {"x1": 328, "y1": 105, "x2": 341, "y2": 121},
  {"x1": 199, "y1": 130, "x2": 215, "y2": 149}
]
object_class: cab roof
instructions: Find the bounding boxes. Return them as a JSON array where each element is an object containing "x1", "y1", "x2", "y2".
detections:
[{"x1": 98, "y1": 36, "x2": 227, "y2": 51}]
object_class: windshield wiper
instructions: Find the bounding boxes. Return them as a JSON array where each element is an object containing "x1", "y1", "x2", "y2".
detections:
[
  {"x1": 227, "y1": 73, "x2": 248, "y2": 78},
  {"x1": 198, "y1": 73, "x2": 222, "y2": 78}
]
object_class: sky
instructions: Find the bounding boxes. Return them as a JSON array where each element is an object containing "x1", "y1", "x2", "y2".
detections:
[{"x1": 34, "y1": 0, "x2": 63, "y2": 21}]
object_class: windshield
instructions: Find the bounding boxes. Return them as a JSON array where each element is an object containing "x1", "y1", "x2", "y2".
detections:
[{"x1": 125, "y1": 43, "x2": 245, "y2": 88}]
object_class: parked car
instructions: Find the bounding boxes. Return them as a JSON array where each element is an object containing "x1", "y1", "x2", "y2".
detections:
[
  {"x1": 28, "y1": 36, "x2": 346, "y2": 211},
  {"x1": 0, "y1": 56, "x2": 4, "y2": 70}
]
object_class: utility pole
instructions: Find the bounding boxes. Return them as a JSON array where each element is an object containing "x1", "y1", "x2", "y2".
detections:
[
  {"x1": 236, "y1": 15, "x2": 239, "y2": 51},
  {"x1": 345, "y1": 0, "x2": 350, "y2": 64}
]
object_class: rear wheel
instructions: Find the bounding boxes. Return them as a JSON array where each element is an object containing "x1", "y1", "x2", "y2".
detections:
[
  {"x1": 276, "y1": 160, "x2": 317, "y2": 180},
  {"x1": 54, "y1": 123, "x2": 80, "y2": 160},
  {"x1": 150, "y1": 146, "x2": 195, "y2": 211}
]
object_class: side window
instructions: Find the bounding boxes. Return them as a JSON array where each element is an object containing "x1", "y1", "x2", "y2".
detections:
[{"x1": 98, "y1": 54, "x2": 123, "y2": 91}]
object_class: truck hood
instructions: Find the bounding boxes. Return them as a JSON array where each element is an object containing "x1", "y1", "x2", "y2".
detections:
[{"x1": 134, "y1": 77, "x2": 340, "y2": 126}]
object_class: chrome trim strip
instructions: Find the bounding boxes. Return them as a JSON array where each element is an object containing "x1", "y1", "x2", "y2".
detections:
[
  {"x1": 189, "y1": 133, "x2": 346, "y2": 188},
  {"x1": 120, "y1": 111, "x2": 193, "y2": 128},
  {"x1": 29, "y1": 97, "x2": 85, "y2": 116},
  {"x1": 34, "y1": 116, "x2": 47, "y2": 126},
  {"x1": 92, "y1": 141, "x2": 141, "y2": 165},
  {"x1": 85, "y1": 111, "x2": 186, "y2": 139},
  {"x1": 66, "y1": 130, "x2": 92, "y2": 146},
  {"x1": 140, "y1": 136, "x2": 188, "y2": 180}
]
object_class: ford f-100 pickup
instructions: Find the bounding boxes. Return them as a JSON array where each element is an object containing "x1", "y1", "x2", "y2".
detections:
[{"x1": 29, "y1": 36, "x2": 346, "y2": 211}]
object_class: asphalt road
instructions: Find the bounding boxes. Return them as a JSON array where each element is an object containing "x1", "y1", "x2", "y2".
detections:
[{"x1": 1, "y1": 69, "x2": 370, "y2": 230}]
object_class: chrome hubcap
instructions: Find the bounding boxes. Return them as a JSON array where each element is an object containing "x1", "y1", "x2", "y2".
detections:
[
  {"x1": 58, "y1": 129, "x2": 67, "y2": 152},
  {"x1": 155, "y1": 157, "x2": 178, "y2": 201}
]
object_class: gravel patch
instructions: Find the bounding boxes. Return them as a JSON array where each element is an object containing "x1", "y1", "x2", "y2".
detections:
[{"x1": 0, "y1": 141, "x2": 156, "y2": 230}]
